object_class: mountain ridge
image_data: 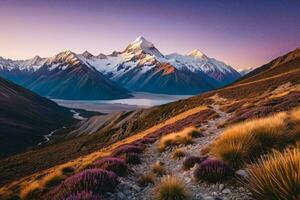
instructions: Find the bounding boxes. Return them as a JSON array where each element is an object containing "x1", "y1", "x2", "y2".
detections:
[
  {"x1": 0, "y1": 36, "x2": 241, "y2": 97},
  {"x1": 1, "y1": 46, "x2": 299, "y2": 199}
]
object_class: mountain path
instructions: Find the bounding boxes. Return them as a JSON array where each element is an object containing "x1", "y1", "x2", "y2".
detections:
[{"x1": 109, "y1": 103, "x2": 252, "y2": 200}]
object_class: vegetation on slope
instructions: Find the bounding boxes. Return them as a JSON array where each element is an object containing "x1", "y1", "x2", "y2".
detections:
[
  {"x1": 248, "y1": 146, "x2": 300, "y2": 200},
  {"x1": 211, "y1": 109, "x2": 300, "y2": 169},
  {"x1": 155, "y1": 176, "x2": 189, "y2": 200},
  {"x1": 1, "y1": 47, "x2": 300, "y2": 199}
]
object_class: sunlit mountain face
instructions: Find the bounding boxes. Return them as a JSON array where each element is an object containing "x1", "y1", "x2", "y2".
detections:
[{"x1": 0, "y1": 36, "x2": 241, "y2": 98}]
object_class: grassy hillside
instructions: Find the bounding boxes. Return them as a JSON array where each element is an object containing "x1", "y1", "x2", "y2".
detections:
[
  {"x1": 0, "y1": 47, "x2": 300, "y2": 199},
  {"x1": 235, "y1": 47, "x2": 300, "y2": 84},
  {"x1": 1, "y1": 48, "x2": 300, "y2": 185}
]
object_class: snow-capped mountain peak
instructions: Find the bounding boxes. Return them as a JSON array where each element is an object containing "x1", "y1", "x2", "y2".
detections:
[
  {"x1": 19, "y1": 56, "x2": 46, "y2": 71},
  {"x1": 131, "y1": 36, "x2": 154, "y2": 49},
  {"x1": 50, "y1": 50, "x2": 78, "y2": 62},
  {"x1": 188, "y1": 49, "x2": 208, "y2": 60},
  {"x1": 96, "y1": 53, "x2": 107, "y2": 59},
  {"x1": 81, "y1": 51, "x2": 94, "y2": 59},
  {"x1": 123, "y1": 36, "x2": 164, "y2": 58},
  {"x1": 29, "y1": 55, "x2": 42, "y2": 63},
  {"x1": 0, "y1": 38, "x2": 241, "y2": 96},
  {"x1": 45, "y1": 50, "x2": 96, "y2": 71}
]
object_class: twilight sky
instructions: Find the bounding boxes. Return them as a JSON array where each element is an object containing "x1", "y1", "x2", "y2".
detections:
[{"x1": 0, "y1": 0, "x2": 299, "y2": 69}]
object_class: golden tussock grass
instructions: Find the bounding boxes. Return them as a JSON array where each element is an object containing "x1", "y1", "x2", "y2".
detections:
[
  {"x1": 2, "y1": 106, "x2": 209, "y2": 199},
  {"x1": 269, "y1": 83, "x2": 300, "y2": 99},
  {"x1": 290, "y1": 106, "x2": 300, "y2": 124},
  {"x1": 137, "y1": 173, "x2": 155, "y2": 187},
  {"x1": 199, "y1": 145, "x2": 211, "y2": 156},
  {"x1": 18, "y1": 164, "x2": 73, "y2": 199},
  {"x1": 211, "y1": 112, "x2": 294, "y2": 169},
  {"x1": 155, "y1": 175, "x2": 189, "y2": 200},
  {"x1": 152, "y1": 161, "x2": 167, "y2": 176},
  {"x1": 172, "y1": 148, "x2": 185, "y2": 160},
  {"x1": 19, "y1": 181, "x2": 40, "y2": 200},
  {"x1": 247, "y1": 147, "x2": 300, "y2": 200},
  {"x1": 241, "y1": 102, "x2": 254, "y2": 109},
  {"x1": 40, "y1": 170, "x2": 66, "y2": 188},
  {"x1": 157, "y1": 127, "x2": 200, "y2": 152}
]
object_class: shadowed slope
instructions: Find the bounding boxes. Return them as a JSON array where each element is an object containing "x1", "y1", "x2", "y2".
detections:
[{"x1": 0, "y1": 77, "x2": 73, "y2": 158}]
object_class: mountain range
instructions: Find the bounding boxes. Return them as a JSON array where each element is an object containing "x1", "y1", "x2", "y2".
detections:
[
  {"x1": 0, "y1": 37, "x2": 241, "y2": 99},
  {"x1": 1, "y1": 46, "x2": 299, "y2": 199}
]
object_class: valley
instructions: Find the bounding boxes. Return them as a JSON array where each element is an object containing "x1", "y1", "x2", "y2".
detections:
[{"x1": 0, "y1": 47, "x2": 299, "y2": 200}]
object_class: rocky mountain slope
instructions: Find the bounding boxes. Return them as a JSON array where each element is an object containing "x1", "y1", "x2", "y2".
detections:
[
  {"x1": 0, "y1": 51, "x2": 131, "y2": 100},
  {"x1": 236, "y1": 47, "x2": 300, "y2": 84},
  {"x1": 84, "y1": 36, "x2": 241, "y2": 94},
  {"x1": 1, "y1": 47, "x2": 299, "y2": 200},
  {"x1": 21, "y1": 51, "x2": 131, "y2": 100},
  {"x1": 0, "y1": 37, "x2": 241, "y2": 97},
  {"x1": 0, "y1": 77, "x2": 73, "y2": 158}
]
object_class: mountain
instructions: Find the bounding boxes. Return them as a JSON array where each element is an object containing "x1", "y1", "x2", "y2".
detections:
[
  {"x1": 1, "y1": 47, "x2": 299, "y2": 198},
  {"x1": 0, "y1": 77, "x2": 73, "y2": 158},
  {"x1": 0, "y1": 51, "x2": 132, "y2": 100},
  {"x1": 0, "y1": 37, "x2": 241, "y2": 96},
  {"x1": 236, "y1": 47, "x2": 300, "y2": 84},
  {"x1": 0, "y1": 56, "x2": 46, "y2": 84},
  {"x1": 83, "y1": 36, "x2": 241, "y2": 94},
  {"x1": 237, "y1": 67, "x2": 255, "y2": 76}
]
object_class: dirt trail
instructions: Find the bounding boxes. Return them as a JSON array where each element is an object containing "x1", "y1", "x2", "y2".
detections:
[
  {"x1": 110, "y1": 103, "x2": 252, "y2": 200},
  {"x1": 0, "y1": 106, "x2": 209, "y2": 199}
]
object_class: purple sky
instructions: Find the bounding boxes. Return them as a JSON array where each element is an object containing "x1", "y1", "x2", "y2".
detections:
[{"x1": 0, "y1": 0, "x2": 299, "y2": 69}]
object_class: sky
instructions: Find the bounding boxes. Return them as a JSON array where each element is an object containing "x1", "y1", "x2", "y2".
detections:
[{"x1": 0, "y1": 0, "x2": 299, "y2": 69}]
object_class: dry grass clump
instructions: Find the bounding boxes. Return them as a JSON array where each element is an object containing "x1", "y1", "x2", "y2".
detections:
[
  {"x1": 242, "y1": 102, "x2": 254, "y2": 109},
  {"x1": 152, "y1": 161, "x2": 167, "y2": 176},
  {"x1": 155, "y1": 175, "x2": 189, "y2": 200},
  {"x1": 247, "y1": 147, "x2": 300, "y2": 200},
  {"x1": 290, "y1": 107, "x2": 300, "y2": 124},
  {"x1": 186, "y1": 127, "x2": 204, "y2": 138},
  {"x1": 42, "y1": 173, "x2": 66, "y2": 188},
  {"x1": 19, "y1": 182, "x2": 40, "y2": 200},
  {"x1": 172, "y1": 148, "x2": 185, "y2": 160},
  {"x1": 158, "y1": 127, "x2": 197, "y2": 152},
  {"x1": 137, "y1": 173, "x2": 155, "y2": 187},
  {"x1": 19, "y1": 166, "x2": 70, "y2": 199},
  {"x1": 211, "y1": 112, "x2": 295, "y2": 169},
  {"x1": 200, "y1": 145, "x2": 211, "y2": 156}
]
